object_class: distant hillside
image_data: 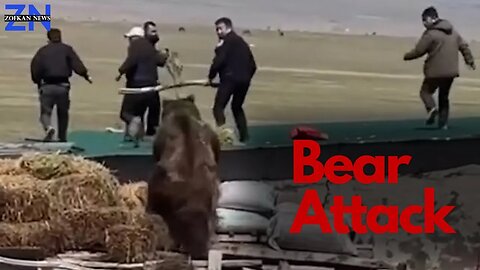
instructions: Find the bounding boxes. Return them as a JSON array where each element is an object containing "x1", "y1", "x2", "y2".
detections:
[{"x1": 27, "y1": 0, "x2": 480, "y2": 39}]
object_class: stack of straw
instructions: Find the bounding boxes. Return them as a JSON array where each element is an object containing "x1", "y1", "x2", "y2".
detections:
[
  {"x1": 217, "y1": 127, "x2": 235, "y2": 146},
  {"x1": 0, "y1": 153, "x2": 174, "y2": 264},
  {"x1": 117, "y1": 181, "x2": 148, "y2": 210}
]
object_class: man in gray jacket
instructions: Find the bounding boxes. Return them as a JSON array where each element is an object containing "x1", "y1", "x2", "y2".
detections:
[{"x1": 404, "y1": 6, "x2": 475, "y2": 129}]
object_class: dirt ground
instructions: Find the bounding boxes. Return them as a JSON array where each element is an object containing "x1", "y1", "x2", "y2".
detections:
[{"x1": 0, "y1": 19, "x2": 480, "y2": 140}]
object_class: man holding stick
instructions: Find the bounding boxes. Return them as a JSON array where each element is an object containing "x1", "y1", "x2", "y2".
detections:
[
  {"x1": 143, "y1": 21, "x2": 163, "y2": 136},
  {"x1": 207, "y1": 17, "x2": 257, "y2": 143},
  {"x1": 116, "y1": 26, "x2": 167, "y2": 142}
]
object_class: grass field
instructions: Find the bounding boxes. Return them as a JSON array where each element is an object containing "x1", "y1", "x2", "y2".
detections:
[{"x1": 1, "y1": 19, "x2": 479, "y2": 141}]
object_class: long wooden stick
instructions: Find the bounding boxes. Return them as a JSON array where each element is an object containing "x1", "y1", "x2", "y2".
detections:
[
  {"x1": 118, "y1": 80, "x2": 219, "y2": 95},
  {"x1": 58, "y1": 255, "x2": 261, "y2": 269},
  {"x1": 0, "y1": 255, "x2": 91, "y2": 270}
]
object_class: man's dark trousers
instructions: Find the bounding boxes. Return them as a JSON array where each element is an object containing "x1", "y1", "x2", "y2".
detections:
[
  {"x1": 39, "y1": 83, "x2": 70, "y2": 142},
  {"x1": 145, "y1": 91, "x2": 160, "y2": 136},
  {"x1": 120, "y1": 93, "x2": 149, "y2": 125},
  {"x1": 420, "y1": 77, "x2": 455, "y2": 127},
  {"x1": 213, "y1": 80, "x2": 250, "y2": 142}
]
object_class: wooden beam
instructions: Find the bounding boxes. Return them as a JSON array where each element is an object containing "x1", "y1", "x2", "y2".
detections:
[
  {"x1": 208, "y1": 250, "x2": 222, "y2": 270},
  {"x1": 118, "y1": 80, "x2": 219, "y2": 95},
  {"x1": 278, "y1": 260, "x2": 290, "y2": 270},
  {"x1": 0, "y1": 247, "x2": 45, "y2": 261},
  {"x1": 217, "y1": 234, "x2": 267, "y2": 243},
  {"x1": 263, "y1": 266, "x2": 334, "y2": 270},
  {"x1": 211, "y1": 243, "x2": 392, "y2": 270},
  {"x1": 195, "y1": 259, "x2": 262, "y2": 268}
]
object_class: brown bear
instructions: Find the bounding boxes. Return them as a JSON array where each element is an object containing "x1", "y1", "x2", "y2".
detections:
[{"x1": 146, "y1": 94, "x2": 221, "y2": 259}]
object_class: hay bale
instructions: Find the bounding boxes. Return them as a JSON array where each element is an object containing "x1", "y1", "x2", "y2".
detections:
[
  {"x1": 0, "y1": 158, "x2": 25, "y2": 175},
  {"x1": 18, "y1": 153, "x2": 117, "y2": 182},
  {"x1": 18, "y1": 153, "x2": 77, "y2": 180},
  {"x1": 0, "y1": 221, "x2": 67, "y2": 256},
  {"x1": 45, "y1": 173, "x2": 121, "y2": 211},
  {"x1": 55, "y1": 207, "x2": 136, "y2": 251},
  {"x1": 55, "y1": 208, "x2": 173, "y2": 252},
  {"x1": 118, "y1": 181, "x2": 147, "y2": 210},
  {"x1": 0, "y1": 184, "x2": 51, "y2": 222},
  {"x1": 0, "y1": 174, "x2": 38, "y2": 188},
  {"x1": 69, "y1": 155, "x2": 116, "y2": 180},
  {"x1": 105, "y1": 224, "x2": 157, "y2": 263}
]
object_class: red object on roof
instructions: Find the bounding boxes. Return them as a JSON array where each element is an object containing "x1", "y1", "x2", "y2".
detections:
[{"x1": 290, "y1": 126, "x2": 329, "y2": 140}]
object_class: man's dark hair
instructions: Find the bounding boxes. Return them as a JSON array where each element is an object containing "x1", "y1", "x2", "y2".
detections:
[
  {"x1": 47, "y1": 28, "x2": 62, "y2": 42},
  {"x1": 143, "y1": 21, "x2": 156, "y2": 30},
  {"x1": 422, "y1": 6, "x2": 438, "y2": 19},
  {"x1": 215, "y1": 17, "x2": 233, "y2": 28},
  {"x1": 143, "y1": 21, "x2": 159, "y2": 44}
]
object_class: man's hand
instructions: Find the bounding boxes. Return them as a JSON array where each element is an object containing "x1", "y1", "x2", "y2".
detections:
[
  {"x1": 205, "y1": 78, "x2": 213, "y2": 86},
  {"x1": 468, "y1": 63, "x2": 476, "y2": 70},
  {"x1": 85, "y1": 75, "x2": 93, "y2": 84},
  {"x1": 115, "y1": 74, "x2": 122, "y2": 82},
  {"x1": 205, "y1": 78, "x2": 220, "y2": 88},
  {"x1": 163, "y1": 48, "x2": 170, "y2": 57}
]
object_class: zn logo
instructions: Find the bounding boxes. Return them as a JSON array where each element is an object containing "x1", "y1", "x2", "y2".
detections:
[{"x1": 4, "y1": 4, "x2": 51, "y2": 31}]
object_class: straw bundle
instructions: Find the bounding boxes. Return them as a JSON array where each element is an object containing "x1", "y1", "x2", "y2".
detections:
[
  {"x1": 18, "y1": 153, "x2": 77, "y2": 180},
  {"x1": 17, "y1": 153, "x2": 117, "y2": 182},
  {"x1": 54, "y1": 207, "x2": 139, "y2": 251},
  {"x1": 0, "y1": 154, "x2": 123, "y2": 221},
  {"x1": 0, "y1": 153, "x2": 178, "y2": 263},
  {"x1": 45, "y1": 173, "x2": 122, "y2": 212},
  {"x1": 0, "y1": 158, "x2": 26, "y2": 175},
  {"x1": 69, "y1": 155, "x2": 117, "y2": 181},
  {"x1": 55, "y1": 208, "x2": 173, "y2": 253},
  {"x1": 105, "y1": 224, "x2": 157, "y2": 263},
  {"x1": 0, "y1": 221, "x2": 67, "y2": 256},
  {"x1": 218, "y1": 127, "x2": 235, "y2": 146},
  {"x1": 105, "y1": 215, "x2": 178, "y2": 264},
  {"x1": 118, "y1": 181, "x2": 148, "y2": 210},
  {"x1": 0, "y1": 174, "x2": 38, "y2": 188},
  {"x1": 0, "y1": 184, "x2": 51, "y2": 222}
]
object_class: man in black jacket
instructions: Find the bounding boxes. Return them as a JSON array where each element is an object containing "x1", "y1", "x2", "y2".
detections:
[
  {"x1": 143, "y1": 21, "x2": 162, "y2": 136},
  {"x1": 208, "y1": 17, "x2": 257, "y2": 143},
  {"x1": 30, "y1": 28, "x2": 92, "y2": 142},
  {"x1": 116, "y1": 26, "x2": 167, "y2": 141}
]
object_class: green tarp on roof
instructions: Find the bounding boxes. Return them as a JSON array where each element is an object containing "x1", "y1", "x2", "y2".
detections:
[{"x1": 68, "y1": 117, "x2": 480, "y2": 157}]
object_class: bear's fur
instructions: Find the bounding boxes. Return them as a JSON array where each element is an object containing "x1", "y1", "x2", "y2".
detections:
[{"x1": 146, "y1": 94, "x2": 221, "y2": 258}]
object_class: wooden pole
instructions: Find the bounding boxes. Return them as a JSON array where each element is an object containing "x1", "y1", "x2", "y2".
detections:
[{"x1": 118, "y1": 80, "x2": 219, "y2": 95}]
